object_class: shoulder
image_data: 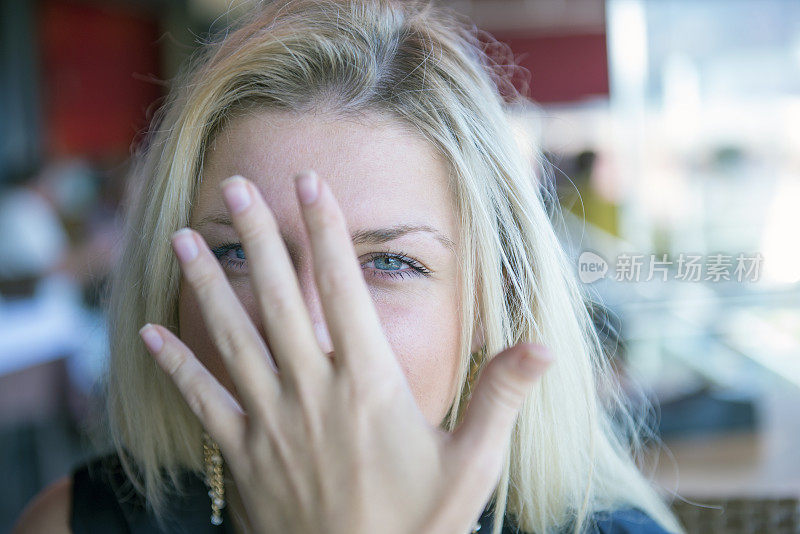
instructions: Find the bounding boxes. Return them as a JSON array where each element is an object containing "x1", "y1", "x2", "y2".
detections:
[
  {"x1": 588, "y1": 507, "x2": 673, "y2": 534},
  {"x1": 11, "y1": 476, "x2": 72, "y2": 534}
]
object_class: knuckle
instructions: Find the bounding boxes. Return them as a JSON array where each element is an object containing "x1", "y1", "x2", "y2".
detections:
[
  {"x1": 238, "y1": 214, "x2": 274, "y2": 246},
  {"x1": 162, "y1": 348, "x2": 189, "y2": 378},
  {"x1": 261, "y1": 281, "x2": 295, "y2": 316},
  {"x1": 168, "y1": 355, "x2": 206, "y2": 416},
  {"x1": 185, "y1": 388, "x2": 208, "y2": 422},
  {"x1": 483, "y1": 373, "x2": 523, "y2": 413},
  {"x1": 212, "y1": 326, "x2": 244, "y2": 358},
  {"x1": 187, "y1": 260, "x2": 220, "y2": 292}
]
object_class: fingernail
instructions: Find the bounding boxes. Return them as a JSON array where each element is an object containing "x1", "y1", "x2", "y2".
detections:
[
  {"x1": 172, "y1": 228, "x2": 198, "y2": 262},
  {"x1": 296, "y1": 170, "x2": 319, "y2": 205},
  {"x1": 139, "y1": 324, "x2": 164, "y2": 354},
  {"x1": 221, "y1": 176, "x2": 251, "y2": 214}
]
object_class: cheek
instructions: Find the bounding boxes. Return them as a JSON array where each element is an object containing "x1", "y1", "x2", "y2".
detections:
[{"x1": 370, "y1": 289, "x2": 462, "y2": 424}]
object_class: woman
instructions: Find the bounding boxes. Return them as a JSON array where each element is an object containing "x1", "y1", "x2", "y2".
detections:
[{"x1": 14, "y1": 0, "x2": 684, "y2": 532}]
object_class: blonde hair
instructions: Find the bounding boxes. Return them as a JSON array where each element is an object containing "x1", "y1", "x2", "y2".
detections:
[{"x1": 105, "y1": 1, "x2": 684, "y2": 532}]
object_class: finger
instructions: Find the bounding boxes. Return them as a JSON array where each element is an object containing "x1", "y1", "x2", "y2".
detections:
[
  {"x1": 220, "y1": 175, "x2": 331, "y2": 393},
  {"x1": 139, "y1": 323, "x2": 246, "y2": 452},
  {"x1": 450, "y1": 344, "x2": 553, "y2": 479},
  {"x1": 294, "y1": 170, "x2": 397, "y2": 376},
  {"x1": 172, "y1": 227, "x2": 279, "y2": 416}
]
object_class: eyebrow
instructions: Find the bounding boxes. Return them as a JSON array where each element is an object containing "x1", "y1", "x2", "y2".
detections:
[{"x1": 196, "y1": 214, "x2": 456, "y2": 254}]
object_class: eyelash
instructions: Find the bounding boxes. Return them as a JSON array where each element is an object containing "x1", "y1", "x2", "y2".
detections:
[{"x1": 209, "y1": 241, "x2": 431, "y2": 281}]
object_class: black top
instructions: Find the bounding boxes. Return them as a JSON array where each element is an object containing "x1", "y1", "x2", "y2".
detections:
[{"x1": 69, "y1": 453, "x2": 672, "y2": 533}]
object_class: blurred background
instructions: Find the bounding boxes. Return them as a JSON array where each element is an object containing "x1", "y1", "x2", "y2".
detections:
[{"x1": 1, "y1": 0, "x2": 798, "y2": 532}]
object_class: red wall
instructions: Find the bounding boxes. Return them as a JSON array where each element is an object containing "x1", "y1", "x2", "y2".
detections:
[
  {"x1": 38, "y1": 0, "x2": 163, "y2": 158},
  {"x1": 36, "y1": 0, "x2": 606, "y2": 157},
  {"x1": 488, "y1": 32, "x2": 610, "y2": 104}
]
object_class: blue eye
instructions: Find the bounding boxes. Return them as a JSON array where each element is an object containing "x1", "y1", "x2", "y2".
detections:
[
  {"x1": 210, "y1": 243, "x2": 246, "y2": 272},
  {"x1": 361, "y1": 252, "x2": 430, "y2": 281},
  {"x1": 210, "y1": 242, "x2": 430, "y2": 281}
]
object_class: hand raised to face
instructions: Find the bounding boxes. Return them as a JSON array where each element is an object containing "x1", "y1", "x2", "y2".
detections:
[{"x1": 138, "y1": 170, "x2": 553, "y2": 534}]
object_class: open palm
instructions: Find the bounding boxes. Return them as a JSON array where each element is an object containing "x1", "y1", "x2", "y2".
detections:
[{"x1": 139, "y1": 170, "x2": 553, "y2": 534}]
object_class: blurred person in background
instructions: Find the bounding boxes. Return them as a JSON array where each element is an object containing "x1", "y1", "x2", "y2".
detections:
[
  {"x1": 13, "y1": 1, "x2": 684, "y2": 533},
  {"x1": 0, "y1": 163, "x2": 69, "y2": 292},
  {"x1": 0, "y1": 158, "x2": 119, "y2": 297},
  {"x1": 0, "y1": 158, "x2": 118, "y2": 376}
]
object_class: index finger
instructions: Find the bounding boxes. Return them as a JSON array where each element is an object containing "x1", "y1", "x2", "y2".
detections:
[{"x1": 171, "y1": 228, "x2": 279, "y2": 417}]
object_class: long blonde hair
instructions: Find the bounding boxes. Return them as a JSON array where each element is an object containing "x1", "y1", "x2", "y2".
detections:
[{"x1": 105, "y1": 1, "x2": 684, "y2": 532}]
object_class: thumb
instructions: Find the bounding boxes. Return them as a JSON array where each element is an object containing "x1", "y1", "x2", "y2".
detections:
[{"x1": 450, "y1": 343, "x2": 553, "y2": 468}]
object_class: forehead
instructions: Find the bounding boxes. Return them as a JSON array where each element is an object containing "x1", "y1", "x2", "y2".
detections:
[{"x1": 195, "y1": 110, "x2": 458, "y2": 241}]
